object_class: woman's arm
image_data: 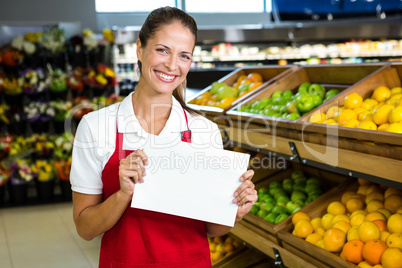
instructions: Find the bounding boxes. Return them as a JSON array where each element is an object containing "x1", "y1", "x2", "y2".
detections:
[
  {"x1": 205, "y1": 170, "x2": 257, "y2": 237},
  {"x1": 73, "y1": 150, "x2": 148, "y2": 241}
]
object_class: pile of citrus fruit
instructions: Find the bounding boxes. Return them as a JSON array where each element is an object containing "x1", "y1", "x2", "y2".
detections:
[
  {"x1": 188, "y1": 72, "x2": 264, "y2": 109},
  {"x1": 208, "y1": 235, "x2": 243, "y2": 264},
  {"x1": 308, "y1": 85, "x2": 402, "y2": 134},
  {"x1": 290, "y1": 178, "x2": 402, "y2": 268}
]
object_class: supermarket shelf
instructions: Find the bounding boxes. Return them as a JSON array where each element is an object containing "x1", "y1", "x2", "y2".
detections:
[{"x1": 219, "y1": 124, "x2": 402, "y2": 187}]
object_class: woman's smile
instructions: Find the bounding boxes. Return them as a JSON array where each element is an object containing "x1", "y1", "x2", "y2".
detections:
[{"x1": 154, "y1": 70, "x2": 178, "y2": 83}]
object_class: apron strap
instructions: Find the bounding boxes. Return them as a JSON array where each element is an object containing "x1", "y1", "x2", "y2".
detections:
[{"x1": 182, "y1": 108, "x2": 191, "y2": 143}]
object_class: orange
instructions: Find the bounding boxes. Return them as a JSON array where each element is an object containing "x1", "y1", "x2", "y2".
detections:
[
  {"x1": 352, "y1": 210, "x2": 368, "y2": 218},
  {"x1": 240, "y1": 79, "x2": 252, "y2": 86},
  {"x1": 348, "y1": 226, "x2": 361, "y2": 241},
  {"x1": 326, "y1": 106, "x2": 342, "y2": 119},
  {"x1": 384, "y1": 188, "x2": 402, "y2": 199},
  {"x1": 332, "y1": 221, "x2": 352, "y2": 234},
  {"x1": 347, "y1": 198, "x2": 365, "y2": 213},
  {"x1": 362, "y1": 99, "x2": 379, "y2": 110},
  {"x1": 366, "y1": 185, "x2": 383, "y2": 195},
  {"x1": 388, "y1": 214, "x2": 402, "y2": 233},
  {"x1": 367, "y1": 200, "x2": 384, "y2": 213},
  {"x1": 342, "y1": 239, "x2": 365, "y2": 264},
  {"x1": 311, "y1": 217, "x2": 322, "y2": 230},
  {"x1": 358, "y1": 178, "x2": 372, "y2": 186},
  {"x1": 248, "y1": 82, "x2": 262, "y2": 91},
  {"x1": 309, "y1": 112, "x2": 326, "y2": 123},
  {"x1": 384, "y1": 195, "x2": 402, "y2": 213},
  {"x1": 328, "y1": 201, "x2": 346, "y2": 215},
  {"x1": 294, "y1": 219, "x2": 314, "y2": 238},
  {"x1": 219, "y1": 96, "x2": 236, "y2": 109},
  {"x1": 378, "y1": 123, "x2": 390, "y2": 131},
  {"x1": 315, "y1": 239, "x2": 325, "y2": 249},
  {"x1": 292, "y1": 211, "x2": 311, "y2": 225},
  {"x1": 323, "y1": 119, "x2": 337, "y2": 125},
  {"x1": 345, "y1": 92, "x2": 364, "y2": 109},
  {"x1": 358, "y1": 185, "x2": 371, "y2": 195},
  {"x1": 373, "y1": 104, "x2": 394, "y2": 125},
  {"x1": 376, "y1": 208, "x2": 392, "y2": 220},
  {"x1": 355, "y1": 107, "x2": 369, "y2": 115},
  {"x1": 321, "y1": 213, "x2": 335, "y2": 230},
  {"x1": 350, "y1": 213, "x2": 367, "y2": 227},
  {"x1": 332, "y1": 214, "x2": 350, "y2": 225},
  {"x1": 362, "y1": 239, "x2": 387, "y2": 265},
  {"x1": 381, "y1": 231, "x2": 391, "y2": 243},
  {"x1": 315, "y1": 227, "x2": 325, "y2": 236},
  {"x1": 342, "y1": 191, "x2": 357, "y2": 205},
  {"x1": 333, "y1": 107, "x2": 345, "y2": 122},
  {"x1": 365, "y1": 212, "x2": 387, "y2": 222},
  {"x1": 246, "y1": 72, "x2": 263, "y2": 83},
  {"x1": 366, "y1": 192, "x2": 385, "y2": 204},
  {"x1": 385, "y1": 122, "x2": 402, "y2": 133},
  {"x1": 323, "y1": 228, "x2": 346, "y2": 252},
  {"x1": 358, "y1": 221, "x2": 381, "y2": 242},
  {"x1": 358, "y1": 261, "x2": 374, "y2": 268},
  {"x1": 357, "y1": 121, "x2": 378, "y2": 130},
  {"x1": 372, "y1": 220, "x2": 388, "y2": 232},
  {"x1": 236, "y1": 75, "x2": 247, "y2": 84},
  {"x1": 343, "y1": 119, "x2": 360, "y2": 128},
  {"x1": 338, "y1": 109, "x2": 358, "y2": 125},
  {"x1": 389, "y1": 106, "x2": 402, "y2": 123},
  {"x1": 362, "y1": 113, "x2": 374, "y2": 122},
  {"x1": 386, "y1": 233, "x2": 402, "y2": 249},
  {"x1": 305, "y1": 233, "x2": 323, "y2": 244},
  {"x1": 381, "y1": 247, "x2": 402, "y2": 268},
  {"x1": 372, "y1": 86, "x2": 391, "y2": 102}
]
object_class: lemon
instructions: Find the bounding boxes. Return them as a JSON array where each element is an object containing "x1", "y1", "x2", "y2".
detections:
[
  {"x1": 378, "y1": 123, "x2": 390, "y2": 131},
  {"x1": 338, "y1": 109, "x2": 357, "y2": 125},
  {"x1": 385, "y1": 122, "x2": 402, "y2": 133},
  {"x1": 389, "y1": 106, "x2": 402, "y2": 123},
  {"x1": 391, "y1": 87, "x2": 402, "y2": 95},
  {"x1": 373, "y1": 104, "x2": 394, "y2": 125},
  {"x1": 326, "y1": 106, "x2": 341, "y2": 119},
  {"x1": 323, "y1": 119, "x2": 337, "y2": 125},
  {"x1": 372, "y1": 86, "x2": 391, "y2": 102},
  {"x1": 309, "y1": 112, "x2": 326, "y2": 123},
  {"x1": 356, "y1": 121, "x2": 377, "y2": 130},
  {"x1": 342, "y1": 119, "x2": 360, "y2": 128},
  {"x1": 344, "y1": 92, "x2": 363, "y2": 109}
]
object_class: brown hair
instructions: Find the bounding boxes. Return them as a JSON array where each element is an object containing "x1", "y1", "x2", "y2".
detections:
[{"x1": 137, "y1": 6, "x2": 200, "y2": 115}]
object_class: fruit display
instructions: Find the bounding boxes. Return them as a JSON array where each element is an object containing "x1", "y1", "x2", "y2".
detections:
[
  {"x1": 208, "y1": 234, "x2": 244, "y2": 264},
  {"x1": 307, "y1": 85, "x2": 402, "y2": 133},
  {"x1": 236, "y1": 82, "x2": 340, "y2": 120},
  {"x1": 188, "y1": 72, "x2": 264, "y2": 109},
  {"x1": 249, "y1": 170, "x2": 326, "y2": 224},
  {"x1": 290, "y1": 178, "x2": 402, "y2": 267}
]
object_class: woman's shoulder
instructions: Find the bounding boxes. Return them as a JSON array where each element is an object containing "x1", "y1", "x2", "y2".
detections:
[{"x1": 82, "y1": 102, "x2": 120, "y2": 127}]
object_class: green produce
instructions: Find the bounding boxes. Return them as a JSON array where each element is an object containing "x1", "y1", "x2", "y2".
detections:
[
  {"x1": 311, "y1": 94, "x2": 323, "y2": 107},
  {"x1": 296, "y1": 94, "x2": 315, "y2": 113},
  {"x1": 298, "y1": 83, "x2": 311, "y2": 93},
  {"x1": 308, "y1": 84, "x2": 326, "y2": 99},
  {"x1": 210, "y1": 82, "x2": 225, "y2": 95},
  {"x1": 217, "y1": 85, "x2": 237, "y2": 101},
  {"x1": 286, "y1": 101, "x2": 298, "y2": 114},
  {"x1": 274, "y1": 213, "x2": 289, "y2": 224},
  {"x1": 264, "y1": 212, "x2": 279, "y2": 224}
]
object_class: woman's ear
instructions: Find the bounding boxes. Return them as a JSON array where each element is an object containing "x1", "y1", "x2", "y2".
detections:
[{"x1": 136, "y1": 39, "x2": 143, "y2": 61}]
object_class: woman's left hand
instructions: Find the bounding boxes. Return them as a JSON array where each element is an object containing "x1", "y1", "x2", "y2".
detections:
[{"x1": 232, "y1": 169, "x2": 257, "y2": 223}]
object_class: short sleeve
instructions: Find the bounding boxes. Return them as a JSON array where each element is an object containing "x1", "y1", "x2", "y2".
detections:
[{"x1": 70, "y1": 116, "x2": 104, "y2": 194}]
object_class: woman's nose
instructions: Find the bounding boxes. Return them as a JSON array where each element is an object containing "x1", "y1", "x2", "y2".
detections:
[{"x1": 165, "y1": 55, "x2": 178, "y2": 71}]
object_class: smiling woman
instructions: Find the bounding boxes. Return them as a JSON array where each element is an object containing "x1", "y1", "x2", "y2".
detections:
[{"x1": 70, "y1": 6, "x2": 257, "y2": 268}]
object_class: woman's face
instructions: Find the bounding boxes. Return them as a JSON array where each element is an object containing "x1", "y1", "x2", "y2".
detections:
[{"x1": 137, "y1": 21, "x2": 195, "y2": 96}]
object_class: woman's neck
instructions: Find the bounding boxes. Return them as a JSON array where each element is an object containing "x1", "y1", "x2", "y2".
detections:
[{"x1": 131, "y1": 83, "x2": 173, "y2": 135}]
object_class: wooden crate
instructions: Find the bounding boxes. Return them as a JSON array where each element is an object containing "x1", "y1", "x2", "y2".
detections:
[
  {"x1": 296, "y1": 64, "x2": 402, "y2": 146},
  {"x1": 213, "y1": 246, "x2": 269, "y2": 268},
  {"x1": 243, "y1": 163, "x2": 350, "y2": 245},
  {"x1": 226, "y1": 64, "x2": 386, "y2": 130},
  {"x1": 187, "y1": 65, "x2": 296, "y2": 124},
  {"x1": 277, "y1": 182, "x2": 359, "y2": 268}
]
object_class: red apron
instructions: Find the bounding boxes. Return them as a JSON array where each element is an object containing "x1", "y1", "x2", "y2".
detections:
[{"x1": 99, "y1": 108, "x2": 211, "y2": 268}]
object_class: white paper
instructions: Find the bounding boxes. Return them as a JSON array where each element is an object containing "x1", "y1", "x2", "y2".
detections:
[{"x1": 130, "y1": 142, "x2": 250, "y2": 227}]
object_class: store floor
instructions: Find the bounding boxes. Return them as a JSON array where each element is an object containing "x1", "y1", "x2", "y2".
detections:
[{"x1": 0, "y1": 202, "x2": 101, "y2": 268}]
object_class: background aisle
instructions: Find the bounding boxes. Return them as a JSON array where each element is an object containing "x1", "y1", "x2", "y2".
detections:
[{"x1": 0, "y1": 203, "x2": 101, "y2": 268}]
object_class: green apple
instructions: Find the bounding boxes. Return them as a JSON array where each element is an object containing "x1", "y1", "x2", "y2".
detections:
[
  {"x1": 286, "y1": 101, "x2": 298, "y2": 114},
  {"x1": 291, "y1": 170, "x2": 306, "y2": 180},
  {"x1": 281, "y1": 113, "x2": 289, "y2": 119},
  {"x1": 217, "y1": 85, "x2": 237, "y2": 101},
  {"x1": 308, "y1": 189, "x2": 323, "y2": 197},
  {"x1": 279, "y1": 105, "x2": 287, "y2": 114},
  {"x1": 292, "y1": 207, "x2": 302, "y2": 214},
  {"x1": 271, "y1": 91, "x2": 283, "y2": 99},
  {"x1": 311, "y1": 94, "x2": 323, "y2": 107},
  {"x1": 286, "y1": 113, "x2": 301, "y2": 120},
  {"x1": 291, "y1": 190, "x2": 307, "y2": 202},
  {"x1": 274, "y1": 189, "x2": 288, "y2": 200},
  {"x1": 308, "y1": 84, "x2": 326, "y2": 99},
  {"x1": 250, "y1": 204, "x2": 259, "y2": 215},
  {"x1": 260, "y1": 202, "x2": 275, "y2": 212},
  {"x1": 293, "y1": 183, "x2": 306, "y2": 192},
  {"x1": 238, "y1": 83, "x2": 251, "y2": 95},
  {"x1": 295, "y1": 92, "x2": 308, "y2": 102},
  {"x1": 325, "y1": 89, "x2": 340, "y2": 99},
  {"x1": 306, "y1": 177, "x2": 321, "y2": 186},
  {"x1": 260, "y1": 194, "x2": 276, "y2": 205},
  {"x1": 276, "y1": 195, "x2": 290, "y2": 207},
  {"x1": 258, "y1": 187, "x2": 269, "y2": 196},
  {"x1": 210, "y1": 82, "x2": 225, "y2": 95},
  {"x1": 264, "y1": 110, "x2": 277, "y2": 116},
  {"x1": 257, "y1": 209, "x2": 269, "y2": 219},
  {"x1": 285, "y1": 201, "x2": 301, "y2": 214},
  {"x1": 282, "y1": 90, "x2": 294, "y2": 99},
  {"x1": 305, "y1": 184, "x2": 320, "y2": 195},
  {"x1": 282, "y1": 178, "x2": 294, "y2": 193},
  {"x1": 274, "y1": 213, "x2": 289, "y2": 224},
  {"x1": 296, "y1": 94, "x2": 315, "y2": 113},
  {"x1": 272, "y1": 205, "x2": 287, "y2": 215},
  {"x1": 273, "y1": 113, "x2": 282, "y2": 118},
  {"x1": 298, "y1": 83, "x2": 311, "y2": 93},
  {"x1": 269, "y1": 181, "x2": 282, "y2": 189},
  {"x1": 264, "y1": 212, "x2": 279, "y2": 224}
]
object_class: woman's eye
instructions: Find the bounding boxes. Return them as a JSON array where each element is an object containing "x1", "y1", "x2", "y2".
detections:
[
  {"x1": 156, "y1": 48, "x2": 168, "y2": 54},
  {"x1": 180, "y1": 54, "x2": 191, "y2": 60}
]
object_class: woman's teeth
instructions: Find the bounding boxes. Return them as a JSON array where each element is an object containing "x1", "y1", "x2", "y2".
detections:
[{"x1": 156, "y1": 71, "x2": 175, "y2": 80}]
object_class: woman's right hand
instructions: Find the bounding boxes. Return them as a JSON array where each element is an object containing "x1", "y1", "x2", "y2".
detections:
[{"x1": 118, "y1": 149, "x2": 148, "y2": 197}]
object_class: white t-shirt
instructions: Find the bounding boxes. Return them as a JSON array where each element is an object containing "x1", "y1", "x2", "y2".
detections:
[{"x1": 70, "y1": 92, "x2": 224, "y2": 195}]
